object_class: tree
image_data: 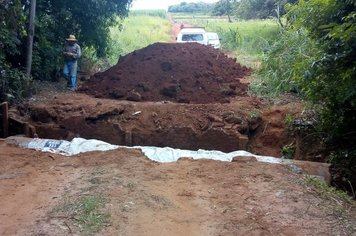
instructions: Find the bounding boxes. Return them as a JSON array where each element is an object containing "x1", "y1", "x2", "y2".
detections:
[
  {"x1": 168, "y1": 2, "x2": 214, "y2": 13},
  {"x1": 25, "y1": 0, "x2": 36, "y2": 77},
  {"x1": 212, "y1": 0, "x2": 236, "y2": 22},
  {"x1": 0, "y1": 0, "x2": 29, "y2": 101},
  {"x1": 234, "y1": 0, "x2": 297, "y2": 20},
  {"x1": 0, "y1": 0, "x2": 132, "y2": 101},
  {"x1": 0, "y1": 0, "x2": 26, "y2": 63},
  {"x1": 29, "y1": 0, "x2": 132, "y2": 79}
]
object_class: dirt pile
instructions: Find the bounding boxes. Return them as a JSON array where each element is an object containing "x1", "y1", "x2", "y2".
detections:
[{"x1": 79, "y1": 43, "x2": 251, "y2": 104}]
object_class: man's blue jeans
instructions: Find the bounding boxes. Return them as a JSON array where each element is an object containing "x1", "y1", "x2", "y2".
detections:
[{"x1": 63, "y1": 60, "x2": 78, "y2": 90}]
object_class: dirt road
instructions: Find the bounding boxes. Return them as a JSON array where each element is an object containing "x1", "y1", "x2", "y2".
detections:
[
  {"x1": 1, "y1": 141, "x2": 355, "y2": 235},
  {"x1": 0, "y1": 17, "x2": 355, "y2": 236}
]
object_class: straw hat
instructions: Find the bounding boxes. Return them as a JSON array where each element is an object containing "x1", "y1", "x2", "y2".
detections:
[{"x1": 66, "y1": 35, "x2": 77, "y2": 41}]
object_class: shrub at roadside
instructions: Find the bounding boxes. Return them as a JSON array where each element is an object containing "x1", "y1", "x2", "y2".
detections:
[
  {"x1": 0, "y1": 0, "x2": 31, "y2": 102},
  {"x1": 260, "y1": 0, "x2": 356, "y2": 194},
  {"x1": 254, "y1": 29, "x2": 320, "y2": 96}
]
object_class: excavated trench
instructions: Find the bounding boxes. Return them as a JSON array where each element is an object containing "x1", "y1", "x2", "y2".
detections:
[
  {"x1": 26, "y1": 96, "x2": 260, "y2": 153},
  {"x1": 22, "y1": 43, "x2": 293, "y2": 156},
  {"x1": 36, "y1": 122, "x2": 248, "y2": 153},
  {"x1": 21, "y1": 91, "x2": 296, "y2": 158}
]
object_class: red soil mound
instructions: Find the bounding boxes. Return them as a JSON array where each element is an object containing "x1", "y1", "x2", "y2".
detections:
[{"x1": 79, "y1": 43, "x2": 251, "y2": 104}]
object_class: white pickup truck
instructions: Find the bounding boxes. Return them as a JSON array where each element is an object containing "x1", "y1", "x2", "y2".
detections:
[{"x1": 176, "y1": 27, "x2": 221, "y2": 49}]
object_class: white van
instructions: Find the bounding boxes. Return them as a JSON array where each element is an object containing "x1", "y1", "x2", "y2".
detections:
[
  {"x1": 176, "y1": 28, "x2": 221, "y2": 49},
  {"x1": 206, "y1": 32, "x2": 221, "y2": 49},
  {"x1": 176, "y1": 28, "x2": 208, "y2": 46}
]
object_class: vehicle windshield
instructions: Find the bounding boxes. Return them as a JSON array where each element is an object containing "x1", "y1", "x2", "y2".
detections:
[{"x1": 182, "y1": 34, "x2": 204, "y2": 42}]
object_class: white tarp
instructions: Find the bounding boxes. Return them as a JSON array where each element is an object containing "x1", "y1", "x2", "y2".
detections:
[
  {"x1": 11, "y1": 137, "x2": 288, "y2": 165},
  {"x1": 139, "y1": 146, "x2": 284, "y2": 164},
  {"x1": 23, "y1": 137, "x2": 119, "y2": 156}
]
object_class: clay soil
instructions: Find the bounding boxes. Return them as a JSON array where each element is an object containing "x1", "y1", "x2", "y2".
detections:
[
  {"x1": 79, "y1": 43, "x2": 251, "y2": 104},
  {"x1": 1, "y1": 141, "x2": 356, "y2": 236},
  {"x1": 1, "y1": 22, "x2": 356, "y2": 235}
]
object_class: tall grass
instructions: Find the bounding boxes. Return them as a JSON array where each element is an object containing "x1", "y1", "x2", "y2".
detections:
[
  {"x1": 251, "y1": 30, "x2": 319, "y2": 96},
  {"x1": 108, "y1": 14, "x2": 171, "y2": 64},
  {"x1": 130, "y1": 10, "x2": 167, "y2": 19},
  {"x1": 172, "y1": 13, "x2": 225, "y2": 20},
  {"x1": 175, "y1": 15, "x2": 281, "y2": 56}
]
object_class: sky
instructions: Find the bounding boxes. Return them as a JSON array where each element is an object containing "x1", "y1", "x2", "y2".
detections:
[{"x1": 131, "y1": 0, "x2": 218, "y2": 10}]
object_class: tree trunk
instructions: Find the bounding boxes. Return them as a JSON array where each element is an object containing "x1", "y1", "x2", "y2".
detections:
[
  {"x1": 275, "y1": 0, "x2": 285, "y2": 29},
  {"x1": 25, "y1": 0, "x2": 36, "y2": 77}
]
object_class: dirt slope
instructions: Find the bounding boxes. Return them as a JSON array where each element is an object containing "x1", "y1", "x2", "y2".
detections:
[
  {"x1": 79, "y1": 43, "x2": 251, "y2": 104},
  {"x1": 0, "y1": 141, "x2": 355, "y2": 235}
]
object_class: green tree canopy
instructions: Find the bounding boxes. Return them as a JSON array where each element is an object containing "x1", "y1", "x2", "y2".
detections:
[
  {"x1": 0, "y1": 0, "x2": 132, "y2": 100},
  {"x1": 0, "y1": 0, "x2": 29, "y2": 100},
  {"x1": 168, "y1": 2, "x2": 214, "y2": 13},
  {"x1": 234, "y1": 0, "x2": 297, "y2": 20},
  {"x1": 212, "y1": 0, "x2": 234, "y2": 16},
  {"x1": 32, "y1": 0, "x2": 132, "y2": 79},
  {"x1": 212, "y1": 0, "x2": 237, "y2": 22}
]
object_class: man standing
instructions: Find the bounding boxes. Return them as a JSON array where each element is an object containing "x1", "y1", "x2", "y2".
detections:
[{"x1": 63, "y1": 35, "x2": 81, "y2": 91}]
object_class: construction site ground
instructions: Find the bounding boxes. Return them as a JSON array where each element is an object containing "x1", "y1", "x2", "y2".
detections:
[{"x1": 1, "y1": 22, "x2": 356, "y2": 235}]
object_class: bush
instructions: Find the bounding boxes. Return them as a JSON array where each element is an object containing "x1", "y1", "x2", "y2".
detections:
[
  {"x1": 329, "y1": 149, "x2": 356, "y2": 198},
  {"x1": 0, "y1": 0, "x2": 30, "y2": 102},
  {"x1": 258, "y1": 0, "x2": 356, "y2": 193},
  {"x1": 0, "y1": 62, "x2": 32, "y2": 102},
  {"x1": 254, "y1": 29, "x2": 320, "y2": 96}
]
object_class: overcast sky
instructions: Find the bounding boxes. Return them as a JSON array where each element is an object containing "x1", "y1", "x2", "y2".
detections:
[{"x1": 131, "y1": 0, "x2": 218, "y2": 10}]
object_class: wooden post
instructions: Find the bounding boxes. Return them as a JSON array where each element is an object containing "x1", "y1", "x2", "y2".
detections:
[
  {"x1": 25, "y1": 0, "x2": 37, "y2": 77},
  {"x1": 1, "y1": 102, "x2": 9, "y2": 138}
]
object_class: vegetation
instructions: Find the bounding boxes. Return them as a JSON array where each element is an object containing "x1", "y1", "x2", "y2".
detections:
[
  {"x1": 173, "y1": 15, "x2": 281, "y2": 57},
  {"x1": 1, "y1": 0, "x2": 355, "y2": 196},
  {"x1": 211, "y1": 0, "x2": 297, "y2": 20},
  {"x1": 0, "y1": 0, "x2": 132, "y2": 102},
  {"x1": 259, "y1": 0, "x2": 356, "y2": 193},
  {"x1": 0, "y1": 0, "x2": 29, "y2": 101},
  {"x1": 234, "y1": 0, "x2": 297, "y2": 20},
  {"x1": 178, "y1": 0, "x2": 356, "y2": 194},
  {"x1": 52, "y1": 194, "x2": 110, "y2": 234},
  {"x1": 129, "y1": 9, "x2": 167, "y2": 19},
  {"x1": 254, "y1": 29, "x2": 319, "y2": 95},
  {"x1": 212, "y1": 0, "x2": 234, "y2": 22},
  {"x1": 303, "y1": 176, "x2": 355, "y2": 205},
  {"x1": 168, "y1": 2, "x2": 214, "y2": 14},
  {"x1": 108, "y1": 11, "x2": 170, "y2": 64}
]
